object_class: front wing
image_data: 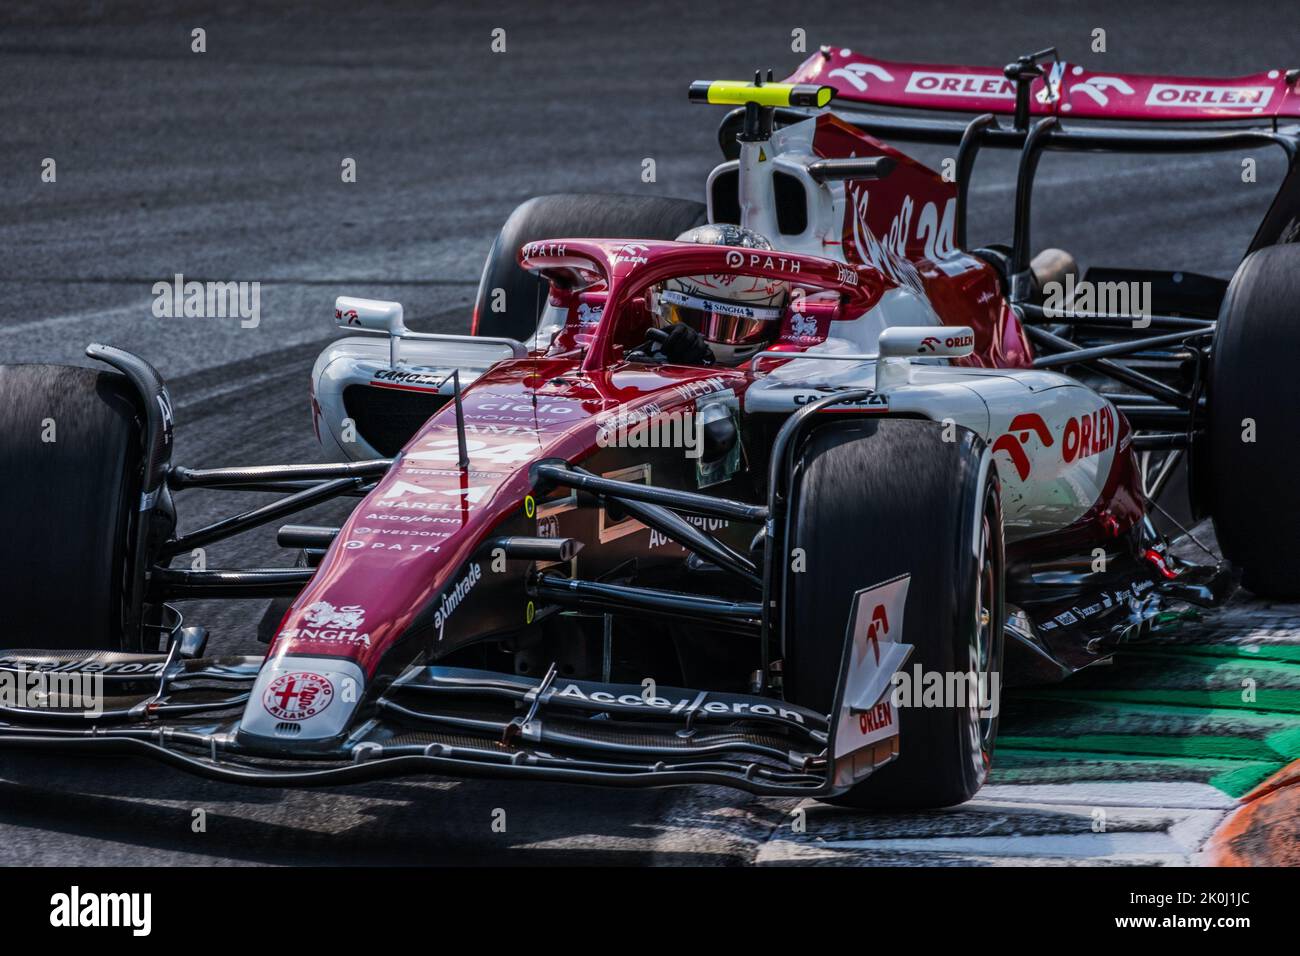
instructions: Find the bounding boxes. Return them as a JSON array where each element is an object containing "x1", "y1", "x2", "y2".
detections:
[{"x1": 0, "y1": 650, "x2": 903, "y2": 797}]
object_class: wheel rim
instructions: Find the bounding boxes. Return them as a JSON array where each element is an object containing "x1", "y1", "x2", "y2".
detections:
[{"x1": 967, "y1": 498, "x2": 999, "y2": 781}]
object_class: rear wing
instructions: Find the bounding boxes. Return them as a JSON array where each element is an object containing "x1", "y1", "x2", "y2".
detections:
[{"x1": 786, "y1": 47, "x2": 1300, "y2": 123}]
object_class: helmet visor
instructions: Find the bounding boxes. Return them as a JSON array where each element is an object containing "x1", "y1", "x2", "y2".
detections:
[{"x1": 656, "y1": 288, "x2": 782, "y2": 347}]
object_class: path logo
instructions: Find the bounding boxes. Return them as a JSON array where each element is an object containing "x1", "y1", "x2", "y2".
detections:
[
  {"x1": 865, "y1": 604, "x2": 889, "y2": 664},
  {"x1": 262, "y1": 672, "x2": 335, "y2": 721},
  {"x1": 992, "y1": 413, "x2": 1054, "y2": 481}
]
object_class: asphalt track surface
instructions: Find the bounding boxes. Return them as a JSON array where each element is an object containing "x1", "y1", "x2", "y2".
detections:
[{"x1": 2, "y1": 0, "x2": 1299, "y2": 864}]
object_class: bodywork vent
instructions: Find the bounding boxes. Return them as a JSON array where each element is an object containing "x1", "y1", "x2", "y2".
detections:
[{"x1": 342, "y1": 384, "x2": 449, "y2": 457}]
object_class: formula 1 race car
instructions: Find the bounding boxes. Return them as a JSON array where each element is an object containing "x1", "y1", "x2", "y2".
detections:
[{"x1": 2, "y1": 46, "x2": 1297, "y2": 809}]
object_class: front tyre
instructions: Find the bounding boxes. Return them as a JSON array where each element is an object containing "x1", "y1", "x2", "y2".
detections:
[
  {"x1": 784, "y1": 418, "x2": 1004, "y2": 809},
  {"x1": 0, "y1": 364, "x2": 143, "y2": 649}
]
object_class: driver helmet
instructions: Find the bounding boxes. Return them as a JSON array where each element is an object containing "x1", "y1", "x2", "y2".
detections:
[{"x1": 648, "y1": 224, "x2": 790, "y2": 365}]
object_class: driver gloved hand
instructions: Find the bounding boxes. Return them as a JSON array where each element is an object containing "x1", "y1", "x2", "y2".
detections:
[{"x1": 640, "y1": 323, "x2": 715, "y2": 365}]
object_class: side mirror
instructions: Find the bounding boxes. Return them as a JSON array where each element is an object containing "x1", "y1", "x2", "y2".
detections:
[
  {"x1": 336, "y1": 296, "x2": 407, "y2": 367},
  {"x1": 877, "y1": 326, "x2": 975, "y2": 359},
  {"x1": 876, "y1": 326, "x2": 975, "y2": 388},
  {"x1": 335, "y1": 296, "x2": 406, "y2": 335}
]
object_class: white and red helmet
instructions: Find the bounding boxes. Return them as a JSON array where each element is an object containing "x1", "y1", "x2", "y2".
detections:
[{"x1": 649, "y1": 224, "x2": 790, "y2": 365}]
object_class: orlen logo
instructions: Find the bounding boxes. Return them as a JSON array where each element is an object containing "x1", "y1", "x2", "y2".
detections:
[
  {"x1": 857, "y1": 603, "x2": 892, "y2": 735},
  {"x1": 827, "y1": 61, "x2": 895, "y2": 93},
  {"x1": 858, "y1": 699, "x2": 893, "y2": 735},
  {"x1": 1146, "y1": 83, "x2": 1272, "y2": 110},
  {"x1": 335, "y1": 307, "x2": 359, "y2": 325},
  {"x1": 614, "y1": 242, "x2": 649, "y2": 265},
  {"x1": 864, "y1": 604, "x2": 889, "y2": 665},
  {"x1": 918, "y1": 333, "x2": 972, "y2": 354},
  {"x1": 991, "y1": 413, "x2": 1054, "y2": 482},
  {"x1": 905, "y1": 71, "x2": 1015, "y2": 99},
  {"x1": 1062, "y1": 406, "x2": 1115, "y2": 463}
]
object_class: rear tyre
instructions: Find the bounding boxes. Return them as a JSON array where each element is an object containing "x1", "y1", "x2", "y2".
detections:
[
  {"x1": 0, "y1": 365, "x2": 142, "y2": 649},
  {"x1": 784, "y1": 418, "x2": 1004, "y2": 809},
  {"x1": 1206, "y1": 244, "x2": 1300, "y2": 599},
  {"x1": 472, "y1": 194, "x2": 708, "y2": 340}
]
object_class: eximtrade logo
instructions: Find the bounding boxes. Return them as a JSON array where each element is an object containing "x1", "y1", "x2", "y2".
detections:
[{"x1": 434, "y1": 563, "x2": 483, "y2": 639}]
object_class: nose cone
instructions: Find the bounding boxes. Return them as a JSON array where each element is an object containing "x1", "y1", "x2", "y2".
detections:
[
  {"x1": 251, "y1": 357, "x2": 752, "y2": 747},
  {"x1": 238, "y1": 655, "x2": 366, "y2": 748}
]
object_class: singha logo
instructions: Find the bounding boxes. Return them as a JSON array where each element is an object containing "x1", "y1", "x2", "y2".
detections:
[
  {"x1": 991, "y1": 413, "x2": 1054, "y2": 481},
  {"x1": 302, "y1": 601, "x2": 366, "y2": 630},
  {"x1": 789, "y1": 311, "x2": 819, "y2": 339}
]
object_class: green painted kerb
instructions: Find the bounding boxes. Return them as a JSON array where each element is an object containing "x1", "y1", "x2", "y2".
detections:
[{"x1": 989, "y1": 641, "x2": 1300, "y2": 798}]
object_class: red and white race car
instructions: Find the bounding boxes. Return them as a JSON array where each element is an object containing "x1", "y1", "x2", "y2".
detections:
[{"x1": 2, "y1": 47, "x2": 1296, "y2": 809}]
